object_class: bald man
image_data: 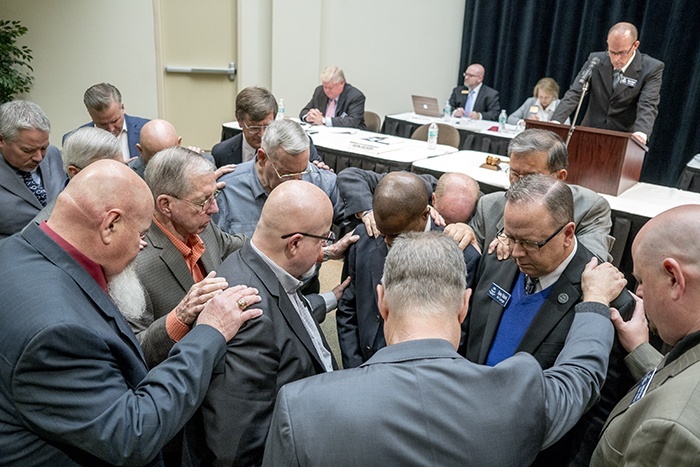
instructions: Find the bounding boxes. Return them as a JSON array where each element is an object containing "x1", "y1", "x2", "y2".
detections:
[
  {"x1": 449, "y1": 63, "x2": 501, "y2": 120},
  {"x1": 432, "y1": 172, "x2": 480, "y2": 225},
  {"x1": 0, "y1": 160, "x2": 262, "y2": 465},
  {"x1": 552, "y1": 22, "x2": 664, "y2": 143},
  {"x1": 184, "y1": 180, "x2": 338, "y2": 465},
  {"x1": 337, "y1": 172, "x2": 480, "y2": 368},
  {"x1": 591, "y1": 205, "x2": 700, "y2": 465}
]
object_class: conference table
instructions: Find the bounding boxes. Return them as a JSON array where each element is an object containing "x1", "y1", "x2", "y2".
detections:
[
  {"x1": 412, "y1": 151, "x2": 700, "y2": 288},
  {"x1": 382, "y1": 112, "x2": 519, "y2": 156},
  {"x1": 220, "y1": 121, "x2": 458, "y2": 173}
]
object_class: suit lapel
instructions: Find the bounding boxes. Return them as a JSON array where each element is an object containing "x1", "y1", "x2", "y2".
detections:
[
  {"x1": 613, "y1": 52, "x2": 642, "y2": 99},
  {"x1": 148, "y1": 222, "x2": 197, "y2": 291},
  {"x1": 598, "y1": 58, "x2": 614, "y2": 97},
  {"x1": 0, "y1": 158, "x2": 44, "y2": 209}
]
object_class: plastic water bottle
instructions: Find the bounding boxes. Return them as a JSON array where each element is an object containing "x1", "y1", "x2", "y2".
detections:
[
  {"x1": 498, "y1": 109, "x2": 507, "y2": 131},
  {"x1": 277, "y1": 99, "x2": 285, "y2": 120},
  {"x1": 443, "y1": 100, "x2": 451, "y2": 121},
  {"x1": 427, "y1": 122, "x2": 438, "y2": 149}
]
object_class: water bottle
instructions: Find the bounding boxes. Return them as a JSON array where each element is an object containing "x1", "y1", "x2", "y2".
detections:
[
  {"x1": 498, "y1": 109, "x2": 507, "y2": 131},
  {"x1": 443, "y1": 100, "x2": 451, "y2": 121},
  {"x1": 427, "y1": 122, "x2": 438, "y2": 149},
  {"x1": 277, "y1": 99, "x2": 285, "y2": 120}
]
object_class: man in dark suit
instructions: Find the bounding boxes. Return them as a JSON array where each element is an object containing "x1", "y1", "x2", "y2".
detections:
[
  {"x1": 337, "y1": 172, "x2": 480, "y2": 368},
  {"x1": 212, "y1": 86, "x2": 320, "y2": 168},
  {"x1": 592, "y1": 205, "x2": 700, "y2": 465},
  {"x1": 184, "y1": 180, "x2": 338, "y2": 465},
  {"x1": 0, "y1": 159, "x2": 261, "y2": 465},
  {"x1": 64, "y1": 82, "x2": 150, "y2": 161},
  {"x1": 0, "y1": 100, "x2": 66, "y2": 239},
  {"x1": 466, "y1": 174, "x2": 635, "y2": 465},
  {"x1": 300, "y1": 66, "x2": 366, "y2": 129},
  {"x1": 263, "y1": 231, "x2": 627, "y2": 466},
  {"x1": 449, "y1": 63, "x2": 501, "y2": 121},
  {"x1": 552, "y1": 22, "x2": 664, "y2": 144}
]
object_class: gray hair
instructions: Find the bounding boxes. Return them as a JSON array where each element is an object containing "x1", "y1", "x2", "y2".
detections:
[
  {"x1": 235, "y1": 87, "x2": 278, "y2": 122},
  {"x1": 144, "y1": 146, "x2": 215, "y2": 199},
  {"x1": 508, "y1": 129, "x2": 568, "y2": 171},
  {"x1": 83, "y1": 83, "x2": 122, "y2": 111},
  {"x1": 62, "y1": 127, "x2": 122, "y2": 172},
  {"x1": 0, "y1": 100, "x2": 51, "y2": 141},
  {"x1": 505, "y1": 174, "x2": 574, "y2": 227},
  {"x1": 320, "y1": 66, "x2": 345, "y2": 83},
  {"x1": 382, "y1": 231, "x2": 467, "y2": 316},
  {"x1": 261, "y1": 119, "x2": 309, "y2": 160}
]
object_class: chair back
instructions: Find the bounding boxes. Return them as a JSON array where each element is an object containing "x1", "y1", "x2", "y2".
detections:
[
  {"x1": 364, "y1": 111, "x2": 382, "y2": 133},
  {"x1": 411, "y1": 123, "x2": 461, "y2": 148}
]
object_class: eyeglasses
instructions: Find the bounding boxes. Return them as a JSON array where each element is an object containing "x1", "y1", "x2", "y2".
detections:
[
  {"x1": 606, "y1": 44, "x2": 635, "y2": 58},
  {"x1": 171, "y1": 190, "x2": 220, "y2": 213},
  {"x1": 281, "y1": 231, "x2": 336, "y2": 246},
  {"x1": 242, "y1": 122, "x2": 271, "y2": 135},
  {"x1": 505, "y1": 166, "x2": 554, "y2": 182},
  {"x1": 269, "y1": 157, "x2": 312, "y2": 180},
  {"x1": 496, "y1": 224, "x2": 567, "y2": 253},
  {"x1": 463, "y1": 72, "x2": 480, "y2": 78}
]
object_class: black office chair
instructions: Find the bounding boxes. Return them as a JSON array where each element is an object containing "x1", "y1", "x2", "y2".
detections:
[{"x1": 677, "y1": 154, "x2": 700, "y2": 193}]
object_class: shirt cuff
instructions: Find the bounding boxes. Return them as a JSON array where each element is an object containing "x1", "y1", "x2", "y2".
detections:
[
  {"x1": 321, "y1": 291, "x2": 337, "y2": 312},
  {"x1": 324, "y1": 117, "x2": 333, "y2": 127},
  {"x1": 166, "y1": 310, "x2": 191, "y2": 342}
]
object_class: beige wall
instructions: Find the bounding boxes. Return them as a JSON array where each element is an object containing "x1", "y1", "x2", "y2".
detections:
[{"x1": 2, "y1": 0, "x2": 158, "y2": 148}]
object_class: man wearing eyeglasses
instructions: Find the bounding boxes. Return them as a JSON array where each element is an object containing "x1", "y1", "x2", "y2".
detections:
[
  {"x1": 183, "y1": 180, "x2": 338, "y2": 465},
  {"x1": 552, "y1": 22, "x2": 664, "y2": 144},
  {"x1": 212, "y1": 86, "x2": 321, "y2": 167},
  {"x1": 465, "y1": 174, "x2": 635, "y2": 465},
  {"x1": 449, "y1": 63, "x2": 501, "y2": 121},
  {"x1": 214, "y1": 119, "x2": 344, "y2": 237}
]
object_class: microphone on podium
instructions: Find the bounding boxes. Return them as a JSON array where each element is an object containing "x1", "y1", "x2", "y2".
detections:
[{"x1": 579, "y1": 57, "x2": 601, "y2": 85}]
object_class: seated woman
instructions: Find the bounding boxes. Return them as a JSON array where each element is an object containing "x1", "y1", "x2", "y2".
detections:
[{"x1": 507, "y1": 77, "x2": 568, "y2": 125}]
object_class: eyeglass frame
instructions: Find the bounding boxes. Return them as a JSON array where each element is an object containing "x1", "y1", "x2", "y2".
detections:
[
  {"x1": 169, "y1": 189, "x2": 221, "y2": 213},
  {"x1": 242, "y1": 121, "x2": 271, "y2": 135},
  {"x1": 504, "y1": 166, "x2": 555, "y2": 182},
  {"x1": 281, "y1": 231, "x2": 336, "y2": 246},
  {"x1": 606, "y1": 43, "x2": 636, "y2": 58},
  {"x1": 496, "y1": 223, "x2": 567, "y2": 252},
  {"x1": 267, "y1": 156, "x2": 313, "y2": 180}
]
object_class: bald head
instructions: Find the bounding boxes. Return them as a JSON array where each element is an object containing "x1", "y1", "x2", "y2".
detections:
[
  {"x1": 254, "y1": 180, "x2": 333, "y2": 277},
  {"x1": 634, "y1": 205, "x2": 700, "y2": 271},
  {"x1": 49, "y1": 160, "x2": 153, "y2": 278},
  {"x1": 373, "y1": 172, "x2": 430, "y2": 244},
  {"x1": 433, "y1": 173, "x2": 480, "y2": 224},
  {"x1": 608, "y1": 22, "x2": 638, "y2": 41},
  {"x1": 137, "y1": 119, "x2": 181, "y2": 163}
]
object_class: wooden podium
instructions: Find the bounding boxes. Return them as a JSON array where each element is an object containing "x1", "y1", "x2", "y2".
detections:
[{"x1": 525, "y1": 120, "x2": 648, "y2": 196}]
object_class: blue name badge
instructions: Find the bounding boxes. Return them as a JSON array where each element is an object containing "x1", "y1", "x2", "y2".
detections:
[
  {"x1": 631, "y1": 367, "x2": 657, "y2": 405},
  {"x1": 487, "y1": 282, "x2": 511, "y2": 307}
]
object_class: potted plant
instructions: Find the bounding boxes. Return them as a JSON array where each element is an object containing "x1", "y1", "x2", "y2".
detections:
[{"x1": 0, "y1": 20, "x2": 34, "y2": 104}]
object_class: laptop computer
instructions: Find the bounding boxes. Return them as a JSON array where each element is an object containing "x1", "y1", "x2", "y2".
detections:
[{"x1": 411, "y1": 95, "x2": 442, "y2": 117}]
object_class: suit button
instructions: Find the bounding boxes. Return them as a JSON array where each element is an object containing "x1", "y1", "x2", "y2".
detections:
[{"x1": 375, "y1": 314, "x2": 381, "y2": 322}]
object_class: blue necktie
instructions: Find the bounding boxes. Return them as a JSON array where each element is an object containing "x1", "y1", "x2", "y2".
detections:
[
  {"x1": 464, "y1": 91, "x2": 476, "y2": 114},
  {"x1": 613, "y1": 70, "x2": 622, "y2": 89},
  {"x1": 17, "y1": 169, "x2": 47, "y2": 206}
]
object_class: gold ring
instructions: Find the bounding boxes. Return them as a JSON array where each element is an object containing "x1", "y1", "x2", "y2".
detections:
[{"x1": 237, "y1": 298, "x2": 248, "y2": 310}]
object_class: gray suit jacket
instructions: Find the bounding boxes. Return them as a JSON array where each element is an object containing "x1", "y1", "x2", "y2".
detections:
[
  {"x1": 0, "y1": 222, "x2": 227, "y2": 465},
  {"x1": 591, "y1": 340, "x2": 700, "y2": 466},
  {"x1": 300, "y1": 83, "x2": 366, "y2": 129},
  {"x1": 469, "y1": 183, "x2": 614, "y2": 262},
  {"x1": 263, "y1": 304, "x2": 613, "y2": 467},
  {"x1": 183, "y1": 241, "x2": 335, "y2": 466},
  {"x1": 0, "y1": 145, "x2": 65, "y2": 239},
  {"x1": 133, "y1": 220, "x2": 245, "y2": 368},
  {"x1": 552, "y1": 51, "x2": 664, "y2": 137}
]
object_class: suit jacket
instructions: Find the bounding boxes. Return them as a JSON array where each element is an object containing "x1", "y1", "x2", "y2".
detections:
[
  {"x1": 591, "y1": 340, "x2": 700, "y2": 466},
  {"x1": 183, "y1": 241, "x2": 335, "y2": 466},
  {"x1": 133, "y1": 220, "x2": 245, "y2": 368},
  {"x1": 64, "y1": 114, "x2": 150, "y2": 159},
  {"x1": 211, "y1": 132, "x2": 321, "y2": 168},
  {"x1": 300, "y1": 83, "x2": 366, "y2": 130},
  {"x1": 0, "y1": 145, "x2": 65, "y2": 239},
  {"x1": 337, "y1": 222, "x2": 480, "y2": 368},
  {"x1": 551, "y1": 51, "x2": 664, "y2": 137},
  {"x1": 449, "y1": 84, "x2": 501, "y2": 121},
  {"x1": 469, "y1": 183, "x2": 614, "y2": 262},
  {"x1": 465, "y1": 242, "x2": 635, "y2": 466},
  {"x1": 263, "y1": 305, "x2": 614, "y2": 467},
  {"x1": 0, "y1": 222, "x2": 228, "y2": 465}
]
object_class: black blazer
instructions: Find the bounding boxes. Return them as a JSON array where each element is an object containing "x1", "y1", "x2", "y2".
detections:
[
  {"x1": 300, "y1": 83, "x2": 366, "y2": 129},
  {"x1": 449, "y1": 84, "x2": 501, "y2": 121},
  {"x1": 211, "y1": 132, "x2": 321, "y2": 168}
]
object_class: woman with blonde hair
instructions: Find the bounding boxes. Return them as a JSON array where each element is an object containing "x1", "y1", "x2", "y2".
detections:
[{"x1": 508, "y1": 77, "x2": 568, "y2": 125}]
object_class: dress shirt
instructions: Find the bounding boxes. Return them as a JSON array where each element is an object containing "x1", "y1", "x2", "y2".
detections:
[
  {"x1": 531, "y1": 238, "x2": 578, "y2": 293},
  {"x1": 241, "y1": 135, "x2": 256, "y2": 163},
  {"x1": 118, "y1": 124, "x2": 130, "y2": 161}
]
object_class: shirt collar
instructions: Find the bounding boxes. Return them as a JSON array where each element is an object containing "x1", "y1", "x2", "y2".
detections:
[
  {"x1": 536, "y1": 237, "x2": 578, "y2": 291},
  {"x1": 619, "y1": 50, "x2": 636, "y2": 73},
  {"x1": 249, "y1": 238, "x2": 303, "y2": 294},
  {"x1": 241, "y1": 136, "x2": 257, "y2": 163},
  {"x1": 252, "y1": 157, "x2": 272, "y2": 200}
]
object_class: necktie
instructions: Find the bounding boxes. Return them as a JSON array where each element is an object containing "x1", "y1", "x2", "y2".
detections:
[
  {"x1": 464, "y1": 91, "x2": 476, "y2": 114},
  {"x1": 524, "y1": 276, "x2": 539, "y2": 295},
  {"x1": 613, "y1": 70, "x2": 622, "y2": 89},
  {"x1": 17, "y1": 169, "x2": 47, "y2": 206},
  {"x1": 294, "y1": 291, "x2": 334, "y2": 372},
  {"x1": 325, "y1": 99, "x2": 337, "y2": 118}
]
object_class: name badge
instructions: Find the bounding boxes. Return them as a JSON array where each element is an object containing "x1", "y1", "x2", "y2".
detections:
[
  {"x1": 620, "y1": 76, "x2": 637, "y2": 88},
  {"x1": 487, "y1": 282, "x2": 511, "y2": 307},
  {"x1": 630, "y1": 367, "x2": 657, "y2": 405}
]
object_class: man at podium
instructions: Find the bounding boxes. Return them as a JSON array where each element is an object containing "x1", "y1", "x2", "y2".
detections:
[{"x1": 551, "y1": 22, "x2": 664, "y2": 144}]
